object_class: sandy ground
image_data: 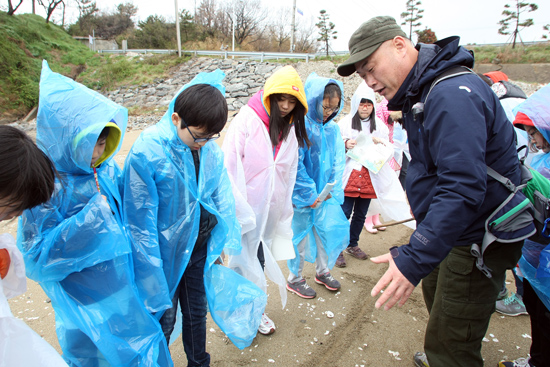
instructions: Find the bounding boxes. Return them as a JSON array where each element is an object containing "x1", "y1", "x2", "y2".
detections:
[{"x1": 3, "y1": 127, "x2": 534, "y2": 367}]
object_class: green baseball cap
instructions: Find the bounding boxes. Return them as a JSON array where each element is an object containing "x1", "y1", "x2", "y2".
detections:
[{"x1": 337, "y1": 16, "x2": 407, "y2": 77}]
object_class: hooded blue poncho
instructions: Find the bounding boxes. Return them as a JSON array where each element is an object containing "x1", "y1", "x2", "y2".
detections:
[
  {"x1": 514, "y1": 83, "x2": 550, "y2": 311},
  {"x1": 17, "y1": 61, "x2": 172, "y2": 367},
  {"x1": 288, "y1": 73, "x2": 350, "y2": 275},
  {"x1": 122, "y1": 69, "x2": 267, "y2": 350}
]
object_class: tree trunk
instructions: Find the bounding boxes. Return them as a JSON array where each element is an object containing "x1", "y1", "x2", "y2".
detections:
[{"x1": 7, "y1": 0, "x2": 24, "y2": 15}]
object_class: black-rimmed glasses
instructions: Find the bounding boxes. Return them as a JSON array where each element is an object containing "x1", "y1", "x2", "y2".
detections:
[
  {"x1": 322, "y1": 105, "x2": 339, "y2": 114},
  {"x1": 181, "y1": 118, "x2": 220, "y2": 143}
]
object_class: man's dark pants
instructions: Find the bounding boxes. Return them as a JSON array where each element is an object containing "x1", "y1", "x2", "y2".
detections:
[{"x1": 422, "y1": 241, "x2": 523, "y2": 367}]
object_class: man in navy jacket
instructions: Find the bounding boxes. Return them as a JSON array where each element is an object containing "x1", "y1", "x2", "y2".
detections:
[{"x1": 337, "y1": 16, "x2": 523, "y2": 367}]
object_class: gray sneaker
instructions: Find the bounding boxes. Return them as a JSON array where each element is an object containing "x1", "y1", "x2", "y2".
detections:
[
  {"x1": 496, "y1": 293, "x2": 528, "y2": 316},
  {"x1": 497, "y1": 286, "x2": 508, "y2": 300},
  {"x1": 315, "y1": 272, "x2": 341, "y2": 291},
  {"x1": 287, "y1": 279, "x2": 316, "y2": 299},
  {"x1": 413, "y1": 352, "x2": 430, "y2": 367}
]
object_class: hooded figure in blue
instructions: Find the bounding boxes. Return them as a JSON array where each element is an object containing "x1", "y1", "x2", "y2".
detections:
[
  {"x1": 121, "y1": 69, "x2": 266, "y2": 354},
  {"x1": 16, "y1": 61, "x2": 172, "y2": 367},
  {"x1": 510, "y1": 83, "x2": 550, "y2": 367},
  {"x1": 287, "y1": 73, "x2": 350, "y2": 297}
]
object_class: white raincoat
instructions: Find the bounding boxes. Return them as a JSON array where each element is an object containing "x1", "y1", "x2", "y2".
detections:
[
  {"x1": 339, "y1": 82, "x2": 415, "y2": 229},
  {"x1": 222, "y1": 66, "x2": 308, "y2": 308}
]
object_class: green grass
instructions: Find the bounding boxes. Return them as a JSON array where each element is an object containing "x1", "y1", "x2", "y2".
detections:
[
  {"x1": 466, "y1": 43, "x2": 550, "y2": 64},
  {"x1": 318, "y1": 44, "x2": 550, "y2": 65},
  {"x1": 0, "y1": 11, "x2": 95, "y2": 119},
  {"x1": 77, "y1": 53, "x2": 190, "y2": 90},
  {"x1": 1, "y1": 11, "x2": 549, "y2": 122}
]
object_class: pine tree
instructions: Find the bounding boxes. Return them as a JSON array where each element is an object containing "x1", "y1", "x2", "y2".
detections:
[
  {"x1": 541, "y1": 23, "x2": 549, "y2": 39},
  {"x1": 316, "y1": 10, "x2": 337, "y2": 57},
  {"x1": 498, "y1": 0, "x2": 538, "y2": 48},
  {"x1": 400, "y1": 0, "x2": 424, "y2": 39}
]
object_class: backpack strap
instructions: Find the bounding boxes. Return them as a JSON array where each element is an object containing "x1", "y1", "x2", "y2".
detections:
[
  {"x1": 486, "y1": 166, "x2": 518, "y2": 193},
  {"x1": 473, "y1": 163, "x2": 537, "y2": 278},
  {"x1": 424, "y1": 66, "x2": 474, "y2": 105},
  {"x1": 412, "y1": 66, "x2": 475, "y2": 124}
]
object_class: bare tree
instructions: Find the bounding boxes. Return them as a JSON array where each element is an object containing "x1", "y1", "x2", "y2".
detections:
[
  {"x1": 38, "y1": 0, "x2": 64, "y2": 23},
  {"x1": 267, "y1": 7, "x2": 291, "y2": 51},
  {"x1": 228, "y1": 0, "x2": 267, "y2": 45},
  {"x1": 498, "y1": 0, "x2": 538, "y2": 48},
  {"x1": 7, "y1": 0, "x2": 24, "y2": 15},
  {"x1": 196, "y1": 0, "x2": 219, "y2": 37},
  {"x1": 294, "y1": 16, "x2": 317, "y2": 53}
]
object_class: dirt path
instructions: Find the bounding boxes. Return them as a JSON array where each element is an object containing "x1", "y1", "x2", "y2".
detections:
[{"x1": 3, "y1": 127, "x2": 533, "y2": 367}]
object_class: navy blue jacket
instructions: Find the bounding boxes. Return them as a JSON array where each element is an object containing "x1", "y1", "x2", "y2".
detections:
[{"x1": 388, "y1": 37, "x2": 520, "y2": 285}]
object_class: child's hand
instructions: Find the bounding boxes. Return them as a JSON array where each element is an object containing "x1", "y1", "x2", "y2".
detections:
[
  {"x1": 0, "y1": 248, "x2": 10, "y2": 279},
  {"x1": 345, "y1": 139, "x2": 357, "y2": 150},
  {"x1": 372, "y1": 137, "x2": 384, "y2": 145},
  {"x1": 310, "y1": 198, "x2": 320, "y2": 208},
  {"x1": 325, "y1": 193, "x2": 332, "y2": 201}
]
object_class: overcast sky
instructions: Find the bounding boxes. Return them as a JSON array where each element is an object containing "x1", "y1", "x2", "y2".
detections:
[{"x1": 15, "y1": 0, "x2": 550, "y2": 51}]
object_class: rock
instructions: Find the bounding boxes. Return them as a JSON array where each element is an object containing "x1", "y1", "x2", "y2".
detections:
[
  {"x1": 226, "y1": 83, "x2": 247, "y2": 93},
  {"x1": 233, "y1": 100, "x2": 244, "y2": 109},
  {"x1": 256, "y1": 64, "x2": 276, "y2": 75},
  {"x1": 230, "y1": 91, "x2": 248, "y2": 98},
  {"x1": 141, "y1": 87, "x2": 156, "y2": 95}
]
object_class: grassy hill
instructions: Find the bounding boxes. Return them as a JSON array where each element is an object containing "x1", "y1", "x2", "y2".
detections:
[
  {"x1": 2, "y1": 10, "x2": 549, "y2": 122},
  {"x1": 0, "y1": 11, "x2": 96, "y2": 121}
]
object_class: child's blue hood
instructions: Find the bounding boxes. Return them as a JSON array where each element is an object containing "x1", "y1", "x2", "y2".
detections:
[
  {"x1": 304, "y1": 73, "x2": 344, "y2": 125},
  {"x1": 37, "y1": 60, "x2": 127, "y2": 174}
]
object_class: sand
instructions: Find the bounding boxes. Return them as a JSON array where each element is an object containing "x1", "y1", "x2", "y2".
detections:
[{"x1": 3, "y1": 127, "x2": 533, "y2": 367}]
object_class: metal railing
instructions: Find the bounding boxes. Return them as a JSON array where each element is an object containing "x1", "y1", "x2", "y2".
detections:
[{"x1": 96, "y1": 49, "x2": 335, "y2": 62}]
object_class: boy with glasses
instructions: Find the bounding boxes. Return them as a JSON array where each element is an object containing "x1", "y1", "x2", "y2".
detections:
[{"x1": 122, "y1": 70, "x2": 266, "y2": 366}]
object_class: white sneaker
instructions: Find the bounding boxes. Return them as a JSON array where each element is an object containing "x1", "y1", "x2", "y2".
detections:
[{"x1": 258, "y1": 313, "x2": 275, "y2": 335}]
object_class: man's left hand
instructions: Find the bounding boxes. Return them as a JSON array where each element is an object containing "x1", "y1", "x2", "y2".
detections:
[{"x1": 370, "y1": 252, "x2": 415, "y2": 310}]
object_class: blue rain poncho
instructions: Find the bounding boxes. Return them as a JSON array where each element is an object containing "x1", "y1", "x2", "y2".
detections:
[
  {"x1": 513, "y1": 83, "x2": 550, "y2": 311},
  {"x1": 16, "y1": 61, "x2": 172, "y2": 367},
  {"x1": 288, "y1": 73, "x2": 350, "y2": 275},
  {"x1": 122, "y1": 69, "x2": 266, "y2": 350}
]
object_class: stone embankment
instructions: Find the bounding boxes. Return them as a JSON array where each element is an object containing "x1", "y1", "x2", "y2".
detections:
[
  {"x1": 9, "y1": 57, "x2": 544, "y2": 133},
  {"x1": 102, "y1": 57, "x2": 364, "y2": 114}
]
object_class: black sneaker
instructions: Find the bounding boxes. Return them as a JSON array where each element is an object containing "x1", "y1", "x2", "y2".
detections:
[{"x1": 315, "y1": 272, "x2": 341, "y2": 291}]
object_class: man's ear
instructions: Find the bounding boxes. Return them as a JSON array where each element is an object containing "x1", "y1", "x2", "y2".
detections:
[
  {"x1": 171, "y1": 113, "x2": 180, "y2": 127},
  {"x1": 393, "y1": 36, "x2": 407, "y2": 53}
]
